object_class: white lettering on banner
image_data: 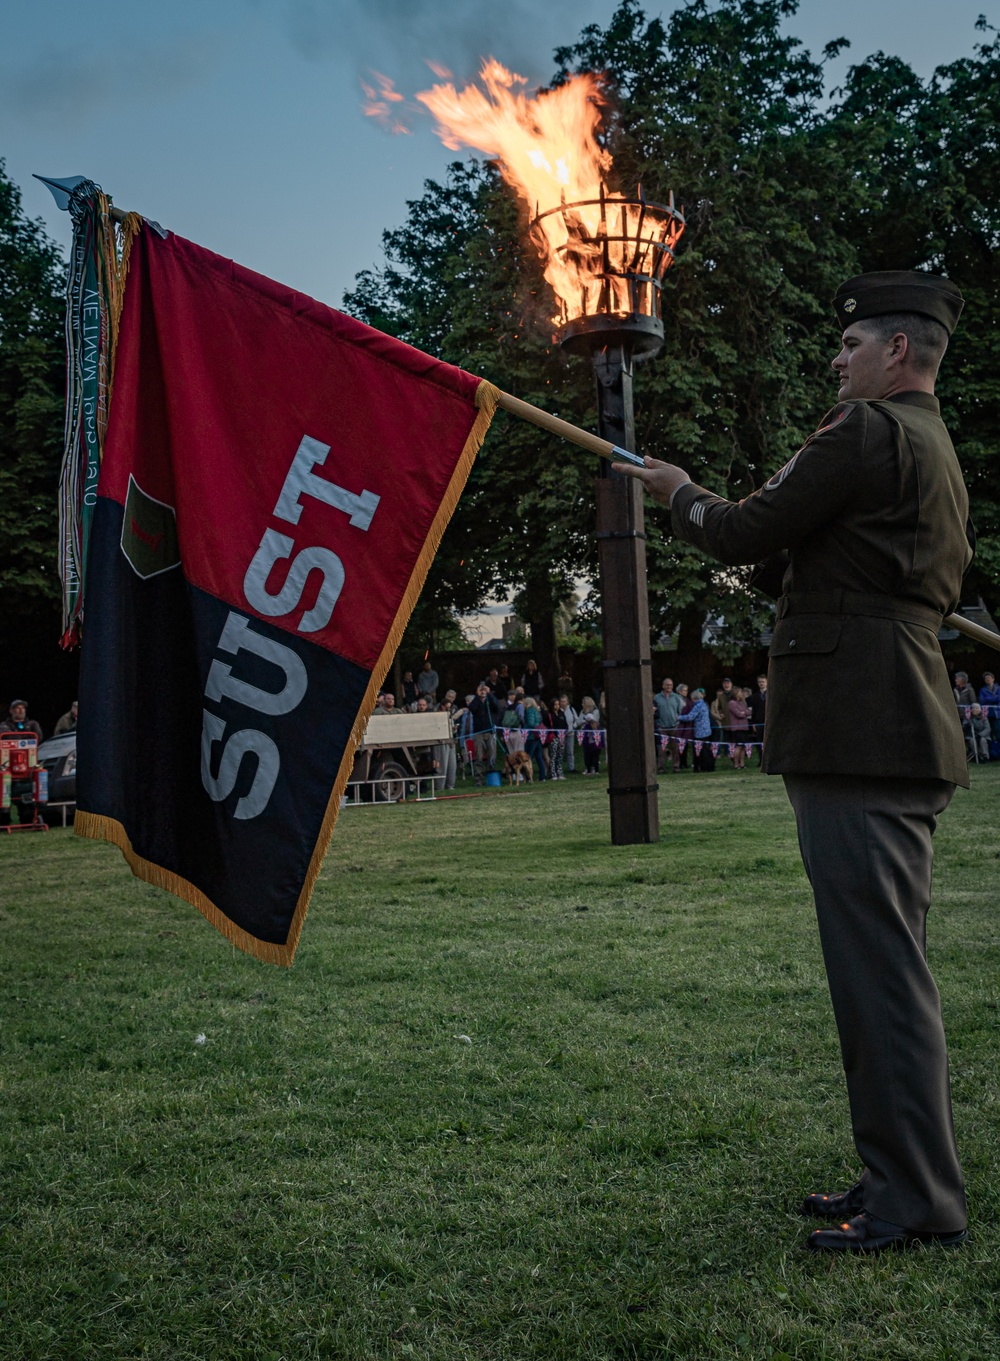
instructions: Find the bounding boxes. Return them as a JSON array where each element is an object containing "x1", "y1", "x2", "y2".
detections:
[
  {"x1": 243, "y1": 528, "x2": 345, "y2": 633},
  {"x1": 273, "y1": 434, "x2": 380, "y2": 530},
  {"x1": 200, "y1": 712, "x2": 280, "y2": 820},
  {"x1": 199, "y1": 432, "x2": 381, "y2": 821},
  {"x1": 205, "y1": 611, "x2": 308, "y2": 716}
]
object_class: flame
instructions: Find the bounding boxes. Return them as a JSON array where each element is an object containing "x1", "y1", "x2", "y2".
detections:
[
  {"x1": 361, "y1": 71, "x2": 411, "y2": 135},
  {"x1": 424, "y1": 58, "x2": 453, "y2": 80},
  {"x1": 416, "y1": 59, "x2": 683, "y2": 325}
]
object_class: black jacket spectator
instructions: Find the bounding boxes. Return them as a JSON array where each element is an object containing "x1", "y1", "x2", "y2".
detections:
[
  {"x1": 749, "y1": 681, "x2": 767, "y2": 727},
  {"x1": 468, "y1": 690, "x2": 503, "y2": 732}
]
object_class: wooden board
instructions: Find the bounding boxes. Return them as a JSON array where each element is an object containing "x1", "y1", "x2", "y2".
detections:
[{"x1": 361, "y1": 712, "x2": 452, "y2": 747}]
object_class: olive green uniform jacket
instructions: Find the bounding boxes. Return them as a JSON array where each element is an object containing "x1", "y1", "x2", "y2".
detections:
[{"x1": 669, "y1": 391, "x2": 972, "y2": 787}]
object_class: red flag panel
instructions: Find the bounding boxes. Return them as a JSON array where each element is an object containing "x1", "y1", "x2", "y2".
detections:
[{"x1": 76, "y1": 225, "x2": 498, "y2": 964}]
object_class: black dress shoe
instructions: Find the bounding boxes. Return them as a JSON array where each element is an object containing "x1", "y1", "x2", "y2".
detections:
[
  {"x1": 807, "y1": 1211, "x2": 968, "y2": 1254},
  {"x1": 799, "y1": 1179, "x2": 866, "y2": 1219}
]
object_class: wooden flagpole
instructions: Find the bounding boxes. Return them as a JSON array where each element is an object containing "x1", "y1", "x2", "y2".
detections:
[
  {"x1": 494, "y1": 389, "x2": 645, "y2": 466},
  {"x1": 945, "y1": 614, "x2": 1000, "y2": 650},
  {"x1": 493, "y1": 389, "x2": 1000, "y2": 654}
]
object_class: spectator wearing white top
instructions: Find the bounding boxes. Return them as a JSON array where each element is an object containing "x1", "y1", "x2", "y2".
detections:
[
  {"x1": 435, "y1": 695, "x2": 458, "y2": 790},
  {"x1": 558, "y1": 694, "x2": 578, "y2": 772}
]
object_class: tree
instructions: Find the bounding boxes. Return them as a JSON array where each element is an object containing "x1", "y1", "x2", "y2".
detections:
[
  {"x1": 554, "y1": 0, "x2": 860, "y2": 661},
  {"x1": 348, "y1": 1, "x2": 1000, "y2": 666},
  {"x1": 0, "y1": 162, "x2": 77, "y2": 724},
  {"x1": 826, "y1": 20, "x2": 1000, "y2": 616},
  {"x1": 349, "y1": 1, "x2": 864, "y2": 666},
  {"x1": 0, "y1": 161, "x2": 66, "y2": 622}
]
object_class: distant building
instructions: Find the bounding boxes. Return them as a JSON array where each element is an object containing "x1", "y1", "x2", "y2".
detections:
[{"x1": 501, "y1": 614, "x2": 527, "y2": 646}]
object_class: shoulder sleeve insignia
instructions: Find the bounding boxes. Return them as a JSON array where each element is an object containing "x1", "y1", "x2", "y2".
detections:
[
  {"x1": 812, "y1": 406, "x2": 851, "y2": 438},
  {"x1": 689, "y1": 500, "x2": 707, "y2": 527},
  {"x1": 763, "y1": 404, "x2": 854, "y2": 491},
  {"x1": 764, "y1": 451, "x2": 800, "y2": 491}
]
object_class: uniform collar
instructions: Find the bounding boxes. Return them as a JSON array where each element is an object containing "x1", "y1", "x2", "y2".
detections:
[{"x1": 884, "y1": 390, "x2": 940, "y2": 414}]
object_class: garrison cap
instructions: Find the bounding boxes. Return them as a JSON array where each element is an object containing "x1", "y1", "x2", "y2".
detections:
[{"x1": 833, "y1": 270, "x2": 964, "y2": 334}]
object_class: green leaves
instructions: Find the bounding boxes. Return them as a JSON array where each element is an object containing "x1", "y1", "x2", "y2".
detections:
[
  {"x1": 552, "y1": 1, "x2": 858, "y2": 646},
  {"x1": 0, "y1": 161, "x2": 66, "y2": 625},
  {"x1": 830, "y1": 24, "x2": 1000, "y2": 610}
]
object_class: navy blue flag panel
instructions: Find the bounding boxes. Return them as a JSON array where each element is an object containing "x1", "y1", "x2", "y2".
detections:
[{"x1": 78, "y1": 495, "x2": 371, "y2": 950}]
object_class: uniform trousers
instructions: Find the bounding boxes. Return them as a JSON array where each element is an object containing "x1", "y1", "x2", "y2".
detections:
[{"x1": 783, "y1": 773, "x2": 966, "y2": 1233}]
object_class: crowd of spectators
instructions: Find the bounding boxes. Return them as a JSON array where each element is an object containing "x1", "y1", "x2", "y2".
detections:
[
  {"x1": 955, "y1": 669, "x2": 1000, "y2": 762},
  {"x1": 366, "y1": 658, "x2": 1000, "y2": 791},
  {"x1": 652, "y1": 674, "x2": 767, "y2": 774},
  {"x1": 371, "y1": 660, "x2": 605, "y2": 787}
]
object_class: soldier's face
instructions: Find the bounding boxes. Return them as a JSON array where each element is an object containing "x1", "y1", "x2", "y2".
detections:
[{"x1": 832, "y1": 321, "x2": 901, "y2": 400}]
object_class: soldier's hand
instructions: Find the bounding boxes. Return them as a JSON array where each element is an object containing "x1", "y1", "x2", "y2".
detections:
[{"x1": 611, "y1": 455, "x2": 692, "y2": 508}]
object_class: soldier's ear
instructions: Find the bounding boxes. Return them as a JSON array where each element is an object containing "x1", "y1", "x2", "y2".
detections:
[{"x1": 887, "y1": 331, "x2": 909, "y2": 365}]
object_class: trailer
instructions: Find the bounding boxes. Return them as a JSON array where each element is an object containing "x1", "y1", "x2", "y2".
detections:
[{"x1": 346, "y1": 711, "x2": 453, "y2": 803}]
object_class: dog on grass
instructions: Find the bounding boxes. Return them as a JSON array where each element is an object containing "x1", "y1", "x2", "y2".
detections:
[{"x1": 503, "y1": 750, "x2": 534, "y2": 786}]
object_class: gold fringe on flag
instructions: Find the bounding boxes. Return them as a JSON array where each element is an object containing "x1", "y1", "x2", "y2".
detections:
[{"x1": 74, "y1": 810, "x2": 292, "y2": 966}]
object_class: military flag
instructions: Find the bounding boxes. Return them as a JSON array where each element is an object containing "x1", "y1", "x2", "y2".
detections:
[{"x1": 74, "y1": 221, "x2": 498, "y2": 964}]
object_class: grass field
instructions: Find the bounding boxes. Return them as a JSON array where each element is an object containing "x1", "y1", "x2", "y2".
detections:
[{"x1": 1, "y1": 766, "x2": 998, "y2": 1360}]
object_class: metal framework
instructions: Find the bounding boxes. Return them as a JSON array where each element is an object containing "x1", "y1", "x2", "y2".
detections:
[
  {"x1": 547, "y1": 187, "x2": 685, "y2": 846},
  {"x1": 533, "y1": 186, "x2": 684, "y2": 359}
]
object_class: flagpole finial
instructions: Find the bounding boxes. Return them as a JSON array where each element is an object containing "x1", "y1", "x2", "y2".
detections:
[{"x1": 33, "y1": 174, "x2": 89, "y2": 211}]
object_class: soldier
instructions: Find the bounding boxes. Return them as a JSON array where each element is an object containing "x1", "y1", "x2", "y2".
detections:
[{"x1": 616, "y1": 271, "x2": 972, "y2": 1254}]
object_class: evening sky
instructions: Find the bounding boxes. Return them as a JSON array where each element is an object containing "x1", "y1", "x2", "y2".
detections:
[
  {"x1": 2, "y1": 0, "x2": 991, "y2": 641},
  {"x1": 3, "y1": 1, "x2": 992, "y2": 309}
]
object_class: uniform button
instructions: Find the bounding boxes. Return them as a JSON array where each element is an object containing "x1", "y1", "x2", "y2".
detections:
[{"x1": 789, "y1": 639, "x2": 796, "y2": 647}]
